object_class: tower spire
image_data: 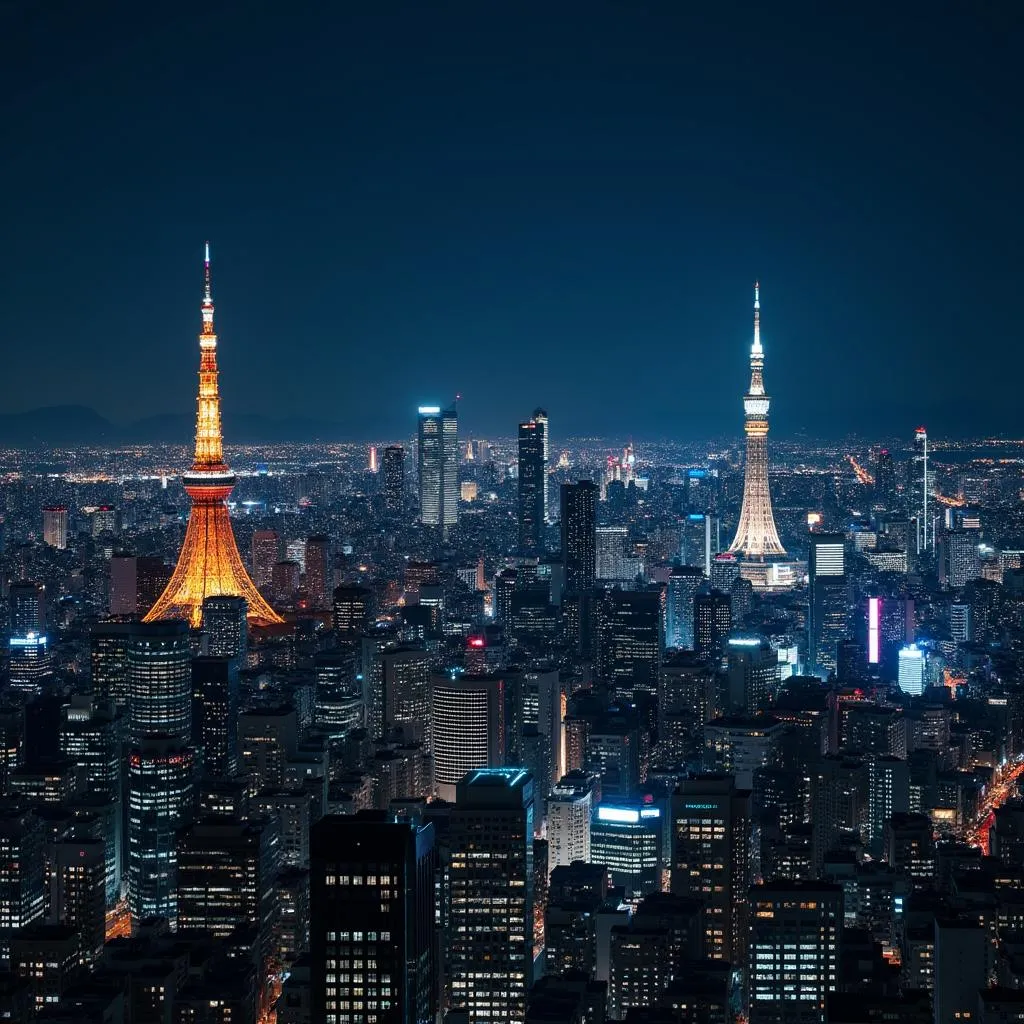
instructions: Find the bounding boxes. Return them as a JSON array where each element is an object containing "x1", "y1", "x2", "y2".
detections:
[
  {"x1": 193, "y1": 242, "x2": 225, "y2": 473},
  {"x1": 729, "y1": 280, "x2": 786, "y2": 561}
]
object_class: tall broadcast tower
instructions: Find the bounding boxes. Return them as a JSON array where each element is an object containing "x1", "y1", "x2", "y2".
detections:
[
  {"x1": 144, "y1": 245, "x2": 283, "y2": 628},
  {"x1": 729, "y1": 282, "x2": 786, "y2": 559}
]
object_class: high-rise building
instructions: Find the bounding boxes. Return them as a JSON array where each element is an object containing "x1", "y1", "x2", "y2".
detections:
[
  {"x1": 590, "y1": 802, "x2": 663, "y2": 900},
  {"x1": 382, "y1": 444, "x2": 406, "y2": 516},
  {"x1": 596, "y1": 526, "x2": 643, "y2": 583},
  {"x1": 666, "y1": 566, "x2": 704, "y2": 649},
  {"x1": 518, "y1": 416, "x2": 546, "y2": 554},
  {"x1": 127, "y1": 620, "x2": 192, "y2": 744},
  {"x1": 0, "y1": 805, "x2": 45, "y2": 967},
  {"x1": 807, "y1": 534, "x2": 848, "y2": 679},
  {"x1": 417, "y1": 404, "x2": 459, "y2": 534},
  {"x1": 310, "y1": 812, "x2": 437, "y2": 1024},
  {"x1": 874, "y1": 448, "x2": 897, "y2": 507},
  {"x1": 547, "y1": 772, "x2": 594, "y2": 875},
  {"x1": 90, "y1": 620, "x2": 134, "y2": 707},
  {"x1": 914, "y1": 426, "x2": 930, "y2": 553},
  {"x1": 192, "y1": 656, "x2": 240, "y2": 777},
  {"x1": 50, "y1": 836, "x2": 107, "y2": 967},
  {"x1": 380, "y1": 646, "x2": 433, "y2": 745},
  {"x1": 946, "y1": 530, "x2": 982, "y2": 588},
  {"x1": 671, "y1": 774, "x2": 751, "y2": 965},
  {"x1": 312, "y1": 650, "x2": 362, "y2": 737},
  {"x1": 109, "y1": 555, "x2": 139, "y2": 614},
  {"x1": 897, "y1": 644, "x2": 925, "y2": 696},
  {"x1": 332, "y1": 585, "x2": 374, "y2": 638},
  {"x1": 42, "y1": 505, "x2": 68, "y2": 549},
  {"x1": 127, "y1": 737, "x2": 194, "y2": 927},
  {"x1": 144, "y1": 246, "x2": 282, "y2": 627},
  {"x1": 600, "y1": 589, "x2": 663, "y2": 705},
  {"x1": 429, "y1": 673, "x2": 506, "y2": 801},
  {"x1": 251, "y1": 530, "x2": 280, "y2": 590},
  {"x1": 8, "y1": 633, "x2": 53, "y2": 695},
  {"x1": 694, "y1": 590, "x2": 732, "y2": 663},
  {"x1": 304, "y1": 535, "x2": 331, "y2": 608},
  {"x1": 9, "y1": 581, "x2": 44, "y2": 634},
  {"x1": 729, "y1": 283, "x2": 786, "y2": 560},
  {"x1": 177, "y1": 820, "x2": 277, "y2": 957},
  {"x1": 748, "y1": 881, "x2": 842, "y2": 1024},
  {"x1": 561, "y1": 481, "x2": 597, "y2": 594},
  {"x1": 201, "y1": 594, "x2": 248, "y2": 662},
  {"x1": 449, "y1": 768, "x2": 534, "y2": 1023}
]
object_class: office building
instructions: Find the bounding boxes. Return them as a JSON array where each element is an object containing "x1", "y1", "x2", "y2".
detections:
[
  {"x1": 304, "y1": 535, "x2": 331, "y2": 608},
  {"x1": 42, "y1": 505, "x2": 69, "y2": 549},
  {"x1": 429, "y1": 673, "x2": 506, "y2": 800},
  {"x1": 109, "y1": 554, "x2": 139, "y2": 614},
  {"x1": 8, "y1": 633, "x2": 53, "y2": 695},
  {"x1": 313, "y1": 650, "x2": 362, "y2": 737},
  {"x1": 310, "y1": 812, "x2": 437, "y2": 1024},
  {"x1": 590, "y1": 802, "x2": 663, "y2": 900},
  {"x1": 9, "y1": 581, "x2": 45, "y2": 634},
  {"x1": 0, "y1": 804, "x2": 45, "y2": 967},
  {"x1": 192, "y1": 656, "x2": 240, "y2": 776},
  {"x1": 667, "y1": 565, "x2": 704, "y2": 649},
  {"x1": 449, "y1": 768, "x2": 534, "y2": 1023},
  {"x1": 947, "y1": 530, "x2": 982, "y2": 588},
  {"x1": 600, "y1": 588, "x2": 663, "y2": 704},
  {"x1": 694, "y1": 590, "x2": 732, "y2": 663},
  {"x1": 251, "y1": 529, "x2": 281, "y2": 589},
  {"x1": 867, "y1": 756, "x2": 909, "y2": 855},
  {"x1": 376, "y1": 645, "x2": 432, "y2": 745},
  {"x1": 748, "y1": 881, "x2": 842, "y2": 1024},
  {"x1": 808, "y1": 534, "x2": 847, "y2": 678},
  {"x1": 518, "y1": 414, "x2": 546, "y2": 553},
  {"x1": 671, "y1": 774, "x2": 751, "y2": 965},
  {"x1": 127, "y1": 737, "x2": 195, "y2": 927},
  {"x1": 382, "y1": 444, "x2": 406, "y2": 515},
  {"x1": 724, "y1": 636, "x2": 778, "y2": 714},
  {"x1": 201, "y1": 594, "x2": 248, "y2": 662},
  {"x1": 561, "y1": 481, "x2": 597, "y2": 594},
  {"x1": 417, "y1": 404, "x2": 459, "y2": 534},
  {"x1": 332, "y1": 585, "x2": 374, "y2": 639},
  {"x1": 127, "y1": 620, "x2": 192, "y2": 744},
  {"x1": 50, "y1": 836, "x2": 106, "y2": 966},
  {"x1": 177, "y1": 820, "x2": 277, "y2": 955},
  {"x1": 90, "y1": 619, "x2": 134, "y2": 707},
  {"x1": 704, "y1": 715, "x2": 785, "y2": 789},
  {"x1": 897, "y1": 644, "x2": 925, "y2": 696},
  {"x1": 547, "y1": 772, "x2": 594, "y2": 875}
]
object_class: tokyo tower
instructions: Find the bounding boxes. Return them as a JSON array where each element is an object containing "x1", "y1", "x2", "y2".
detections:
[
  {"x1": 144, "y1": 245, "x2": 283, "y2": 628},
  {"x1": 728, "y1": 282, "x2": 786, "y2": 559}
]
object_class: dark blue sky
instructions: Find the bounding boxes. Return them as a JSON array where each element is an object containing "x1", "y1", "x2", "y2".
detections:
[{"x1": 1, "y1": 2, "x2": 1021, "y2": 439}]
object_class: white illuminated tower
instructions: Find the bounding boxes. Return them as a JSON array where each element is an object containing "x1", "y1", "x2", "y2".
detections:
[{"x1": 729, "y1": 282, "x2": 786, "y2": 559}]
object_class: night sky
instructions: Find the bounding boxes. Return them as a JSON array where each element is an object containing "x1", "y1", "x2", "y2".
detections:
[{"x1": 1, "y1": 2, "x2": 1021, "y2": 440}]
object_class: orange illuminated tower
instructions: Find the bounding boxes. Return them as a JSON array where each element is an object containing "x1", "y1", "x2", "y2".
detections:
[
  {"x1": 729, "y1": 282, "x2": 786, "y2": 559},
  {"x1": 144, "y1": 245, "x2": 283, "y2": 628}
]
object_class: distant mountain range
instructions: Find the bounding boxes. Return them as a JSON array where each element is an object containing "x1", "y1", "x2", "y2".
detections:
[{"x1": 0, "y1": 405, "x2": 359, "y2": 447}]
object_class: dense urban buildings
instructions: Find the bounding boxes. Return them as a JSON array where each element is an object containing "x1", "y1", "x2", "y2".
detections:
[{"x1": 0, "y1": 259, "x2": 1021, "y2": 1024}]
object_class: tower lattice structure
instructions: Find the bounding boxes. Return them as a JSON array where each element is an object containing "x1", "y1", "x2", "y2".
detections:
[
  {"x1": 729, "y1": 282, "x2": 786, "y2": 559},
  {"x1": 144, "y1": 245, "x2": 283, "y2": 628}
]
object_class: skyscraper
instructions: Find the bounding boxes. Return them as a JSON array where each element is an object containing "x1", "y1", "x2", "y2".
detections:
[
  {"x1": 382, "y1": 444, "x2": 406, "y2": 516},
  {"x1": 748, "y1": 881, "x2": 842, "y2": 1024},
  {"x1": 429, "y1": 673, "x2": 506, "y2": 801},
  {"x1": 874, "y1": 448, "x2": 897, "y2": 507},
  {"x1": 694, "y1": 590, "x2": 732, "y2": 664},
  {"x1": 914, "y1": 426, "x2": 930, "y2": 553},
  {"x1": 251, "y1": 530, "x2": 280, "y2": 590},
  {"x1": 417, "y1": 404, "x2": 459, "y2": 535},
  {"x1": 532, "y1": 407, "x2": 551, "y2": 522},
  {"x1": 191, "y1": 656, "x2": 240, "y2": 777},
  {"x1": 561, "y1": 481, "x2": 597, "y2": 594},
  {"x1": 518, "y1": 416, "x2": 546, "y2": 554},
  {"x1": 666, "y1": 565, "x2": 704, "y2": 649},
  {"x1": 41, "y1": 505, "x2": 68, "y2": 549},
  {"x1": 127, "y1": 737, "x2": 194, "y2": 927},
  {"x1": 671, "y1": 774, "x2": 751, "y2": 965},
  {"x1": 127, "y1": 621, "x2": 192, "y2": 745},
  {"x1": 143, "y1": 245, "x2": 282, "y2": 628},
  {"x1": 729, "y1": 283, "x2": 786, "y2": 560},
  {"x1": 449, "y1": 768, "x2": 535, "y2": 1023},
  {"x1": 201, "y1": 595, "x2": 248, "y2": 662},
  {"x1": 808, "y1": 534, "x2": 848, "y2": 679},
  {"x1": 304, "y1": 534, "x2": 331, "y2": 608},
  {"x1": 310, "y1": 812, "x2": 437, "y2": 1024}
]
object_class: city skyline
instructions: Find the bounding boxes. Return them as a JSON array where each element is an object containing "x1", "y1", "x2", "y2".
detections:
[{"x1": 1, "y1": 5, "x2": 1021, "y2": 437}]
